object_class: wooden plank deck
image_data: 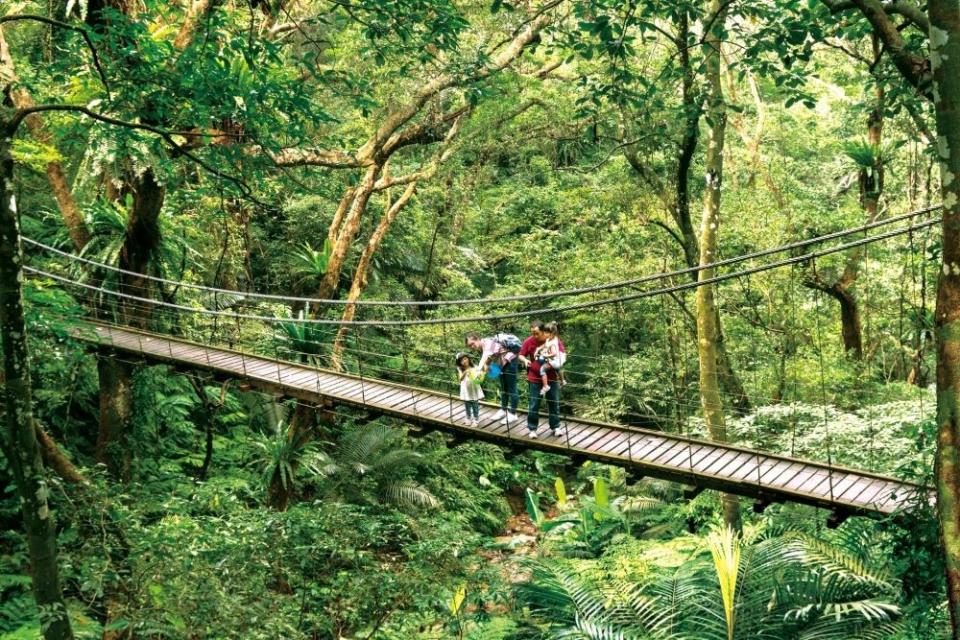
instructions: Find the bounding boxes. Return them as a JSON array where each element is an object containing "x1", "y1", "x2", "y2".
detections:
[{"x1": 81, "y1": 323, "x2": 931, "y2": 516}]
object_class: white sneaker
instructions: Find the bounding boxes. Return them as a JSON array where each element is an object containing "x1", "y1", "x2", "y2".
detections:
[
  {"x1": 492, "y1": 409, "x2": 506, "y2": 420},
  {"x1": 471, "y1": 419, "x2": 479, "y2": 428},
  {"x1": 506, "y1": 412, "x2": 519, "y2": 422},
  {"x1": 528, "y1": 429, "x2": 538, "y2": 439},
  {"x1": 552, "y1": 426, "x2": 567, "y2": 438}
]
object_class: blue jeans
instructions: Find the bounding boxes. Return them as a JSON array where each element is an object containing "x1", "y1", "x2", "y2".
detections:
[
  {"x1": 499, "y1": 359, "x2": 519, "y2": 414},
  {"x1": 528, "y1": 380, "x2": 560, "y2": 431},
  {"x1": 463, "y1": 400, "x2": 479, "y2": 420}
]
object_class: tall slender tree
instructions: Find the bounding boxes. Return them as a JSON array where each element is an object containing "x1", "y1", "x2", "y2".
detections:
[
  {"x1": 695, "y1": 0, "x2": 741, "y2": 532},
  {"x1": 0, "y1": 99, "x2": 75, "y2": 640},
  {"x1": 929, "y1": 0, "x2": 960, "y2": 635}
]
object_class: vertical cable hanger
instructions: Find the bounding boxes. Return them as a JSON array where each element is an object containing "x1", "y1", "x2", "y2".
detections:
[{"x1": 812, "y1": 269, "x2": 836, "y2": 505}]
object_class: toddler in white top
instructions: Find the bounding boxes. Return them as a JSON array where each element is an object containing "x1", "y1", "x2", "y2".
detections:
[{"x1": 456, "y1": 352, "x2": 484, "y2": 427}]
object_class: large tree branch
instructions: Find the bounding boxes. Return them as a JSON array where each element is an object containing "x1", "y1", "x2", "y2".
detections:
[
  {"x1": 267, "y1": 146, "x2": 364, "y2": 168},
  {"x1": 820, "y1": 0, "x2": 931, "y2": 96},
  {"x1": 884, "y1": 0, "x2": 929, "y2": 31},
  {"x1": 373, "y1": 98, "x2": 545, "y2": 191},
  {"x1": 10, "y1": 104, "x2": 264, "y2": 203},
  {"x1": 821, "y1": 0, "x2": 928, "y2": 29},
  {"x1": 269, "y1": 7, "x2": 556, "y2": 170},
  {"x1": 354, "y1": 10, "x2": 555, "y2": 163}
]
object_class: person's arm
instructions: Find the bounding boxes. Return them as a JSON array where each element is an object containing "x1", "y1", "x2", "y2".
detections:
[
  {"x1": 476, "y1": 338, "x2": 495, "y2": 369},
  {"x1": 518, "y1": 337, "x2": 533, "y2": 366}
]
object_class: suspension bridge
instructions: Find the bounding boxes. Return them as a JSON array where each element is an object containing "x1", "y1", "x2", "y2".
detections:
[{"x1": 20, "y1": 206, "x2": 941, "y2": 520}]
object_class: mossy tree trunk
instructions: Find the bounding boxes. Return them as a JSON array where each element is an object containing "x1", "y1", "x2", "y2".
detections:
[
  {"x1": 695, "y1": 0, "x2": 741, "y2": 533},
  {"x1": 0, "y1": 130, "x2": 74, "y2": 639},
  {"x1": 929, "y1": 1, "x2": 960, "y2": 636},
  {"x1": 806, "y1": 45, "x2": 885, "y2": 359},
  {"x1": 627, "y1": 10, "x2": 750, "y2": 415}
]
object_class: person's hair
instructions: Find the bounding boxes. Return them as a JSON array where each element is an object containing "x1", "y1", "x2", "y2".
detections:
[
  {"x1": 543, "y1": 321, "x2": 559, "y2": 336},
  {"x1": 465, "y1": 333, "x2": 480, "y2": 345},
  {"x1": 529, "y1": 319, "x2": 545, "y2": 331},
  {"x1": 457, "y1": 353, "x2": 472, "y2": 370}
]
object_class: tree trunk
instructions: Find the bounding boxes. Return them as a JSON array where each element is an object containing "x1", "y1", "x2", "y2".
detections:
[
  {"x1": 118, "y1": 169, "x2": 165, "y2": 328},
  {"x1": 331, "y1": 181, "x2": 419, "y2": 369},
  {"x1": 695, "y1": 0, "x2": 741, "y2": 533},
  {"x1": 314, "y1": 164, "x2": 382, "y2": 304},
  {"x1": 95, "y1": 354, "x2": 133, "y2": 481},
  {"x1": 804, "y1": 77, "x2": 884, "y2": 359},
  {"x1": 0, "y1": 133, "x2": 75, "y2": 640},
  {"x1": 929, "y1": 2, "x2": 960, "y2": 636},
  {"x1": 328, "y1": 187, "x2": 357, "y2": 246},
  {"x1": 675, "y1": 12, "x2": 751, "y2": 415},
  {"x1": 95, "y1": 169, "x2": 164, "y2": 481}
]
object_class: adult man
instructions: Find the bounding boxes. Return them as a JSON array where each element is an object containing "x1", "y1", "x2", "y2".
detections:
[
  {"x1": 464, "y1": 333, "x2": 520, "y2": 423},
  {"x1": 518, "y1": 320, "x2": 565, "y2": 439}
]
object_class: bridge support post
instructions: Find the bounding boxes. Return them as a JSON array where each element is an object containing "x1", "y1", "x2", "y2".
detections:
[{"x1": 682, "y1": 485, "x2": 704, "y2": 500}]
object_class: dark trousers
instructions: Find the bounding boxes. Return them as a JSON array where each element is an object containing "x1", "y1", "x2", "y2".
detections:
[
  {"x1": 499, "y1": 359, "x2": 519, "y2": 414},
  {"x1": 527, "y1": 380, "x2": 561, "y2": 431}
]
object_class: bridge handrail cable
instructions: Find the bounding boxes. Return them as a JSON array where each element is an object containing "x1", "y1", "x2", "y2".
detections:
[
  {"x1": 22, "y1": 204, "x2": 941, "y2": 308},
  {"x1": 25, "y1": 217, "x2": 940, "y2": 326}
]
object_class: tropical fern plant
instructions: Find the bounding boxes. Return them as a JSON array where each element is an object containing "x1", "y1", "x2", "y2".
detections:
[
  {"x1": 322, "y1": 423, "x2": 438, "y2": 509},
  {"x1": 251, "y1": 421, "x2": 331, "y2": 508},
  {"x1": 75, "y1": 195, "x2": 197, "y2": 308},
  {"x1": 275, "y1": 311, "x2": 333, "y2": 364},
  {"x1": 516, "y1": 562, "x2": 675, "y2": 640},
  {"x1": 518, "y1": 524, "x2": 904, "y2": 640},
  {"x1": 291, "y1": 239, "x2": 333, "y2": 289}
]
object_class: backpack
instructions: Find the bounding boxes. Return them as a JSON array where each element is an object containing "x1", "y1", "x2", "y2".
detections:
[{"x1": 494, "y1": 333, "x2": 523, "y2": 354}]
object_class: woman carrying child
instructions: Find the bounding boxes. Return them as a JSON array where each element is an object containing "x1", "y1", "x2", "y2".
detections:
[{"x1": 456, "y1": 352, "x2": 484, "y2": 427}]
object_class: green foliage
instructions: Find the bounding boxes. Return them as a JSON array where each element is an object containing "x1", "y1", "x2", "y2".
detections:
[
  {"x1": 520, "y1": 522, "x2": 907, "y2": 640},
  {"x1": 291, "y1": 239, "x2": 333, "y2": 287},
  {"x1": 251, "y1": 422, "x2": 330, "y2": 493},
  {"x1": 526, "y1": 487, "x2": 545, "y2": 528},
  {"x1": 3, "y1": 0, "x2": 949, "y2": 636},
  {"x1": 322, "y1": 423, "x2": 439, "y2": 509}
]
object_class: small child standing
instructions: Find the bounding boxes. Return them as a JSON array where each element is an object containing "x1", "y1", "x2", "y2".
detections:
[
  {"x1": 456, "y1": 352, "x2": 484, "y2": 427},
  {"x1": 534, "y1": 321, "x2": 567, "y2": 396}
]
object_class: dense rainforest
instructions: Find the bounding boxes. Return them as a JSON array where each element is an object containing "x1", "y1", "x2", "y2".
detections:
[{"x1": 2, "y1": 0, "x2": 960, "y2": 638}]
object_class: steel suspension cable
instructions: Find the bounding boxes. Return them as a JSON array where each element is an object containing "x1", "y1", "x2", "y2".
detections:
[
  {"x1": 24, "y1": 217, "x2": 941, "y2": 327},
  {"x1": 21, "y1": 204, "x2": 942, "y2": 308}
]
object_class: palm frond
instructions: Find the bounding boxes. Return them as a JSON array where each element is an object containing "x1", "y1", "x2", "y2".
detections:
[
  {"x1": 783, "y1": 535, "x2": 897, "y2": 592},
  {"x1": 382, "y1": 479, "x2": 438, "y2": 508}
]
